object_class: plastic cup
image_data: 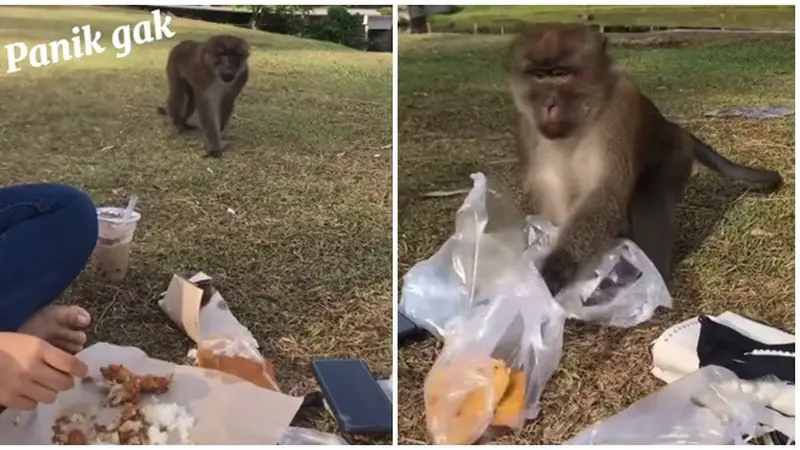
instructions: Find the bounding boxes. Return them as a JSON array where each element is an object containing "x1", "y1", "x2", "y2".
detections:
[{"x1": 91, "y1": 206, "x2": 142, "y2": 283}]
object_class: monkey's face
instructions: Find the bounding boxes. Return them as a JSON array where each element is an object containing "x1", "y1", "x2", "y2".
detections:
[
  {"x1": 509, "y1": 24, "x2": 611, "y2": 139},
  {"x1": 204, "y1": 35, "x2": 251, "y2": 83}
]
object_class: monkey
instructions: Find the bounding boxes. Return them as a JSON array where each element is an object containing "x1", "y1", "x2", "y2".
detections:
[
  {"x1": 157, "y1": 35, "x2": 250, "y2": 158},
  {"x1": 508, "y1": 23, "x2": 782, "y2": 296}
]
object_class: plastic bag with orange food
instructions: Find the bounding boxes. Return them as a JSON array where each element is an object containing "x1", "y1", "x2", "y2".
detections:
[
  {"x1": 424, "y1": 253, "x2": 565, "y2": 445},
  {"x1": 196, "y1": 337, "x2": 281, "y2": 392}
]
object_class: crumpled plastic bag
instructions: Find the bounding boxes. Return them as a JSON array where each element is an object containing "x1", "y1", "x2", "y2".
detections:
[
  {"x1": 278, "y1": 427, "x2": 348, "y2": 445},
  {"x1": 423, "y1": 252, "x2": 565, "y2": 445},
  {"x1": 566, "y1": 365, "x2": 787, "y2": 444},
  {"x1": 400, "y1": 173, "x2": 528, "y2": 338},
  {"x1": 704, "y1": 106, "x2": 793, "y2": 120},
  {"x1": 526, "y1": 216, "x2": 673, "y2": 327},
  {"x1": 400, "y1": 172, "x2": 672, "y2": 332}
]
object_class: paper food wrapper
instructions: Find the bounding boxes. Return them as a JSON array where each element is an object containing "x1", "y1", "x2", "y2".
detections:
[
  {"x1": 158, "y1": 272, "x2": 257, "y2": 347},
  {"x1": 158, "y1": 272, "x2": 280, "y2": 391},
  {"x1": 0, "y1": 343, "x2": 302, "y2": 445}
]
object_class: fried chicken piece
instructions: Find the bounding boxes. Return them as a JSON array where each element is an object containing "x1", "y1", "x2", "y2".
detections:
[
  {"x1": 52, "y1": 413, "x2": 88, "y2": 444},
  {"x1": 101, "y1": 364, "x2": 135, "y2": 384},
  {"x1": 100, "y1": 364, "x2": 172, "y2": 406},
  {"x1": 119, "y1": 404, "x2": 141, "y2": 423},
  {"x1": 51, "y1": 426, "x2": 65, "y2": 444},
  {"x1": 66, "y1": 429, "x2": 88, "y2": 445},
  {"x1": 140, "y1": 374, "x2": 173, "y2": 394},
  {"x1": 52, "y1": 365, "x2": 172, "y2": 445},
  {"x1": 107, "y1": 378, "x2": 142, "y2": 407},
  {"x1": 118, "y1": 405, "x2": 149, "y2": 445}
]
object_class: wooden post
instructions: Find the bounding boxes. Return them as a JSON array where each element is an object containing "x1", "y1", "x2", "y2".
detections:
[
  {"x1": 500, "y1": 25, "x2": 504, "y2": 35},
  {"x1": 473, "y1": 22, "x2": 477, "y2": 34}
]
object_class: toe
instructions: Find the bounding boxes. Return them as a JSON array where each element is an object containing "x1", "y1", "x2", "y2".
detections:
[
  {"x1": 51, "y1": 337, "x2": 85, "y2": 355},
  {"x1": 52, "y1": 326, "x2": 87, "y2": 346},
  {"x1": 56, "y1": 306, "x2": 92, "y2": 330}
]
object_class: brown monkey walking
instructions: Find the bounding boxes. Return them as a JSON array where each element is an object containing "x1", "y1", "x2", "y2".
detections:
[
  {"x1": 508, "y1": 23, "x2": 782, "y2": 295},
  {"x1": 157, "y1": 35, "x2": 250, "y2": 158}
]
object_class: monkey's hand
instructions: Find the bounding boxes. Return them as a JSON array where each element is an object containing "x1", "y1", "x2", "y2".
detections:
[{"x1": 540, "y1": 249, "x2": 578, "y2": 296}]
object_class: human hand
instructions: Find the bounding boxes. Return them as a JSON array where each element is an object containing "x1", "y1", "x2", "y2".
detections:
[{"x1": 0, "y1": 332, "x2": 87, "y2": 410}]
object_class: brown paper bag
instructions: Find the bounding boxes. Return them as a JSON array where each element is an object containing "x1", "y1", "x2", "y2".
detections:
[
  {"x1": 158, "y1": 273, "x2": 257, "y2": 345},
  {"x1": 158, "y1": 273, "x2": 280, "y2": 391}
]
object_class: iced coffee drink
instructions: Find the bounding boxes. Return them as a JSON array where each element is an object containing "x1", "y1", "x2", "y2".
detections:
[{"x1": 92, "y1": 207, "x2": 141, "y2": 283}]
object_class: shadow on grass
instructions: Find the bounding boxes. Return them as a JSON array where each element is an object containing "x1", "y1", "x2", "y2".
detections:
[{"x1": 676, "y1": 174, "x2": 754, "y2": 263}]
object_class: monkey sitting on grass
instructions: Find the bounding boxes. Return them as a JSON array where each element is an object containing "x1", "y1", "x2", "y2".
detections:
[
  {"x1": 157, "y1": 35, "x2": 250, "y2": 158},
  {"x1": 508, "y1": 23, "x2": 782, "y2": 295}
]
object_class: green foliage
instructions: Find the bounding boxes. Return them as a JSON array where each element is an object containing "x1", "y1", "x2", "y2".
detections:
[
  {"x1": 246, "y1": 5, "x2": 311, "y2": 36},
  {"x1": 305, "y1": 6, "x2": 364, "y2": 48},
  {"x1": 233, "y1": 5, "x2": 367, "y2": 49},
  {"x1": 427, "y1": 6, "x2": 794, "y2": 31},
  {"x1": 379, "y1": 7, "x2": 392, "y2": 16}
]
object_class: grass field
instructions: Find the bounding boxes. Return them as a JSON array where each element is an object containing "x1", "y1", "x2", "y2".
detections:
[
  {"x1": 429, "y1": 5, "x2": 795, "y2": 32},
  {"x1": 397, "y1": 31, "x2": 795, "y2": 444},
  {"x1": 0, "y1": 6, "x2": 392, "y2": 441}
]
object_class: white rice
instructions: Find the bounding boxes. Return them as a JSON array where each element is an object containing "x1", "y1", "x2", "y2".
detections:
[
  {"x1": 92, "y1": 432, "x2": 120, "y2": 445},
  {"x1": 186, "y1": 348, "x2": 198, "y2": 365},
  {"x1": 147, "y1": 426, "x2": 170, "y2": 445},
  {"x1": 141, "y1": 401, "x2": 195, "y2": 444}
]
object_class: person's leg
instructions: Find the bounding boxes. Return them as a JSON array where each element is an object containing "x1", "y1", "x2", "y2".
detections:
[{"x1": 0, "y1": 184, "x2": 98, "y2": 351}]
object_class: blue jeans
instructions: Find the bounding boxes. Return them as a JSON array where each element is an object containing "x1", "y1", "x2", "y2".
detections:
[{"x1": 0, "y1": 184, "x2": 98, "y2": 332}]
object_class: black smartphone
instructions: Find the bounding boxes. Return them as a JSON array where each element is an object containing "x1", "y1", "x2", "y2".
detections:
[
  {"x1": 311, "y1": 359, "x2": 393, "y2": 436},
  {"x1": 398, "y1": 311, "x2": 428, "y2": 346}
]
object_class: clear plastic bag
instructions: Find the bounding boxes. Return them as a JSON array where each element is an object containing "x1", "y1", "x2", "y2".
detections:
[
  {"x1": 378, "y1": 375, "x2": 393, "y2": 403},
  {"x1": 400, "y1": 172, "x2": 671, "y2": 338},
  {"x1": 278, "y1": 427, "x2": 348, "y2": 445},
  {"x1": 566, "y1": 365, "x2": 785, "y2": 444},
  {"x1": 526, "y1": 215, "x2": 673, "y2": 327},
  {"x1": 400, "y1": 173, "x2": 528, "y2": 338},
  {"x1": 423, "y1": 253, "x2": 565, "y2": 445}
]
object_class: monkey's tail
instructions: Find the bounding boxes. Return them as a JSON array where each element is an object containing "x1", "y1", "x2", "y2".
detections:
[
  {"x1": 157, "y1": 106, "x2": 167, "y2": 116},
  {"x1": 691, "y1": 133, "x2": 783, "y2": 192}
]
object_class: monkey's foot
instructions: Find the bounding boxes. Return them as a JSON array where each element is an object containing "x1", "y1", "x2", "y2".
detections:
[
  {"x1": 174, "y1": 122, "x2": 198, "y2": 133},
  {"x1": 18, "y1": 305, "x2": 91, "y2": 354}
]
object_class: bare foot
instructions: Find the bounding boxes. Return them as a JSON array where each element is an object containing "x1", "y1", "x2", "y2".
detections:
[{"x1": 18, "y1": 306, "x2": 91, "y2": 354}]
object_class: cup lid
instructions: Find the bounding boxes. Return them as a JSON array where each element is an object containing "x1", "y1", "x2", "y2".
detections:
[{"x1": 96, "y1": 206, "x2": 141, "y2": 224}]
